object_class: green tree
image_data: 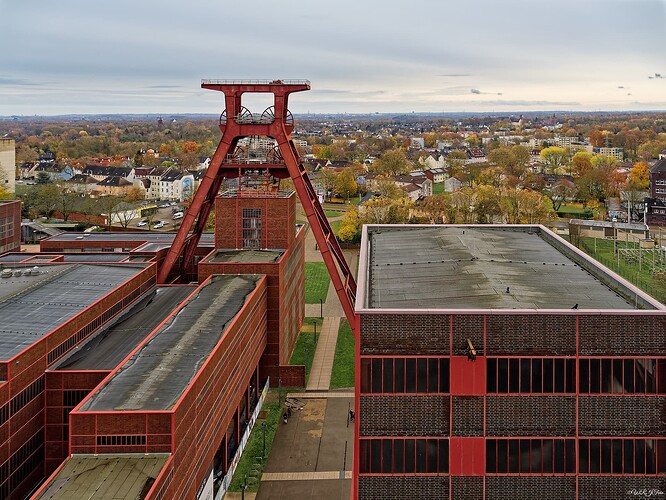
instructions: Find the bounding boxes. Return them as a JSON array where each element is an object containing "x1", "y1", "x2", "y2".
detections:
[
  {"x1": 539, "y1": 147, "x2": 569, "y2": 174},
  {"x1": 334, "y1": 168, "x2": 358, "y2": 201},
  {"x1": 370, "y1": 149, "x2": 413, "y2": 176},
  {"x1": 36, "y1": 171, "x2": 51, "y2": 184},
  {"x1": 35, "y1": 183, "x2": 61, "y2": 217}
]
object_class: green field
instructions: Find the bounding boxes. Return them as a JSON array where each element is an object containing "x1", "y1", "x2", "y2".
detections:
[
  {"x1": 572, "y1": 236, "x2": 666, "y2": 305},
  {"x1": 330, "y1": 319, "x2": 356, "y2": 389},
  {"x1": 305, "y1": 262, "x2": 331, "y2": 303},
  {"x1": 432, "y1": 183, "x2": 446, "y2": 195}
]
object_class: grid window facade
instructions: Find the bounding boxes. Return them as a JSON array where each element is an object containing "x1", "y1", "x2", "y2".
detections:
[
  {"x1": 579, "y1": 438, "x2": 666, "y2": 474},
  {"x1": 486, "y1": 438, "x2": 576, "y2": 474},
  {"x1": 241, "y1": 208, "x2": 262, "y2": 248},
  {"x1": 361, "y1": 357, "x2": 450, "y2": 394},
  {"x1": 359, "y1": 438, "x2": 449, "y2": 474},
  {"x1": 487, "y1": 358, "x2": 576, "y2": 394},
  {"x1": 579, "y1": 358, "x2": 666, "y2": 394}
]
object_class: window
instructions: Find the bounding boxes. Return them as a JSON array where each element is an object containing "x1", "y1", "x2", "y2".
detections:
[
  {"x1": 360, "y1": 357, "x2": 449, "y2": 394},
  {"x1": 359, "y1": 438, "x2": 449, "y2": 474},
  {"x1": 241, "y1": 208, "x2": 262, "y2": 248},
  {"x1": 579, "y1": 358, "x2": 664, "y2": 394},
  {"x1": 578, "y1": 439, "x2": 663, "y2": 475},
  {"x1": 487, "y1": 357, "x2": 575, "y2": 394},
  {"x1": 486, "y1": 438, "x2": 576, "y2": 474}
]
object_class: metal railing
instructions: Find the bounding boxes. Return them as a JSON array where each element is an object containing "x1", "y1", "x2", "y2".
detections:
[{"x1": 201, "y1": 79, "x2": 310, "y2": 86}]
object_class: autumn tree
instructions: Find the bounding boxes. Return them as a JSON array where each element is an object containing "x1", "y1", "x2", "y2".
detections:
[
  {"x1": 487, "y1": 145, "x2": 530, "y2": 179},
  {"x1": 316, "y1": 168, "x2": 338, "y2": 201},
  {"x1": 588, "y1": 129, "x2": 605, "y2": 147},
  {"x1": 571, "y1": 151, "x2": 593, "y2": 177},
  {"x1": 370, "y1": 149, "x2": 413, "y2": 176},
  {"x1": 334, "y1": 168, "x2": 358, "y2": 201},
  {"x1": 543, "y1": 179, "x2": 577, "y2": 212},
  {"x1": 628, "y1": 162, "x2": 650, "y2": 190},
  {"x1": 337, "y1": 208, "x2": 361, "y2": 242},
  {"x1": 419, "y1": 195, "x2": 449, "y2": 223},
  {"x1": 539, "y1": 147, "x2": 569, "y2": 174},
  {"x1": 124, "y1": 186, "x2": 145, "y2": 203},
  {"x1": 34, "y1": 184, "x2": 61, "y2": 218},
  {"x1": 359, "y1": 197, "x2": 414, "y2": 225}
]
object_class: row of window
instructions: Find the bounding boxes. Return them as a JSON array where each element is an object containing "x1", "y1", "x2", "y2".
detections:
[
  {"x1": 0, "y1": 430, "x2": 43, "y2": 491},
  {"x1": 486, "y1": 439, "x2": 576, "y2": 474},
  {"x1": 487, "y1": 358, "x2": 576, "y2": 394},
  {"x1": 242, "y1": 208, "x2": 262, "y2": 248},
  {"x1": 361, "y1": 357, "x2": 666, "y2": 395},
  {"x1": 47, "y1": 282, "x2": 149, "y2": 365},
  {"x1": 361, "y1": 358, "x2": 450, "y2": 394},
  {"x1": 97, "y1": 434, "x2": 147, "y2": 447},
  {"x1": 0, "y1": 377, "x2": 45, "y2": 427},
  {"x1": 359, "y1": 438, "x2": 449, "y2": 474},
  {"x1": 487, "y1": 438, "x2": 665, "y2": 475}
]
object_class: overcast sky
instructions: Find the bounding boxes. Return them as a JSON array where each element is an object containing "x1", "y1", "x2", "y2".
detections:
[{"x1": 1, "y1": 0, "x2": 665, "y2": 115}]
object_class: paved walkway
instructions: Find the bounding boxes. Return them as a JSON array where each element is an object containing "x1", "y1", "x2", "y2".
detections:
[
  {"x1": 306, "y1": 316, "x2": 341, "y2": 391},
  {"x1": 262, "y1": 471, "x2": 352, "y2": 481}
]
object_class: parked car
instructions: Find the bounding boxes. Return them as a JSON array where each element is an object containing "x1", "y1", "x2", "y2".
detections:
[
  {"x1": 153, "y1": 220, "x2": 167, "y2": 229},
  {"x1": 172, "y1": 212, "x2": 184, "y2": 220},
  {"x1": 137, "y1": 219, "x2": 148, "y2": 227}
]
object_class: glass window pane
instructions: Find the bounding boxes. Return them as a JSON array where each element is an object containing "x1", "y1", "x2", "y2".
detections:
[
  {"x1": 519, "y1": 439, "x2": 530, "y2": 473},
  {"x1": 405, "y1": 359, "x2": 416, "y2": 393},
  {"x1": 383, "y1": 359, "x2": 394, "y2": 393},
  {"x1": 646, "y1": 439, "x2": 656, "y2": 474},
  {"x1": 543, "y1": 359, "x2": 554, "y2": 393},
  {"x1": 601, "y1": 359, "x2": 612, "y2": 394},
  {"x1": 417, "y1": 359, "x2": 428, "y2": 393},
  {"x1": 487, "y1": 358, "x2": 497, "y2": 392},
  {"x1": 440, "y1": 359, "x2": 449, "y2": 393},
  {"x1": 531, "y1": 439, "x2": 541, "y2": 473},
  {"x1": 625, "y1": 439, "x2": 634, "y2": 474},
  {"x1": 498, "y1": 359, "x2": 509, "y2": 393},
  {"x1": 566, "y1": 359, "x2": 576, "y2": 393},
  {"x1": 601, "y1": 439, "x2": 611, "y2": 473},
  {"x1": 612, "y1": 439, "x2": 623, "y2": 474},
  {"x1": 543, "y1": 439, "x2": 553, "y2": 473},
  {"x1": 579, "y1": 359, "x2": 589, "y2": 393},
  {"x1": 636, "y1": 439, "x2": 645, "y2": 473},
  {"x1": 427, "y1": 439, "x2": 438, "y2": 473},
  {"x1": 395, "y1": 358, "x2": 405, "y2": 393},
  {"x1": 497, "y1": 440, "x2": 508, "y2": 473},
  {"x1": 428, "y1": 358, "x2": 439, "y2": 393},
  {"x1": 565, "y1": 439, "x2": 576, "y2": 474},
  {"x1": 508, "y1": 439, "x2": 519, "y2": 473},
  {"x1": 382, "y1": 439, "x2": 392, "y2": 473},
  {"x1": 439, "y1": 439, "x2": 449, "y2": 473},
  {"x1": 658, "y1": 360, "x2": 666, "y2": 394},
  {"x1": 486, "y1": 440, "x2": 496, "y2": 473},
  {"x1": 554, "y1": 359, "x2": 565, "y2": 393},
  {"x1": 521, "y1": 358, "x2": 531, "y2": 392},
  {"x1": 590, "y1": 359, "x2": 601, "y2": 393},
  {"x1": 394, "y1": 439, "x2": 404, "y2": 473},
  {"x1": 371, "y1": 439, "x2": 381, "y2": 473},
  {"x1": 405, "y1": 439, "x2": 415, "y2": 472},
  {"x1": 372, "y1": 359, "x2": 383, "y2": 393},
  {"x1": 416, "y1": 439, "x2": 427, "y2": 473},
  {"x1": 658, "y1": 441, "x2": 666, "y2": 474},
  {"x1": 361, "y1": 359, "x2": 371, "y2": 393},
  {"x1": 532, "y1": 359, "x2": 543, "y2": 393},
  {"x1": 509, "y1": 359, "x2": 520, "y2": 393},
  {"x1": 590, "y1": 439, "x2": 600, "y2": 473},
  {"x1": 624, "y1": 359, "x2": 635, "y2": 393},
  {"x1": 579, "y1": 440, "x2": 589, "y2": 474},
  {"x1": 635, "y1": 360, "x2": 646, "y2": 394},
  {"x1": 613, "y1": 359, "x2": 623, "y2": 394},
  {"x1": 360, "y1": 440, "x2": 370, "y2": 473}
]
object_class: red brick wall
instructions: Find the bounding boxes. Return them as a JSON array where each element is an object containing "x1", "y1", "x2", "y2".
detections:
[{"x1": 0, "y1": 200, "x2": 21, "y2": 254}]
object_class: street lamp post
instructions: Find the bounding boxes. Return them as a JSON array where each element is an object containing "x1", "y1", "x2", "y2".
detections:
[{"x1": 262, "y1": 421, "x2": 267, "y2": 458}]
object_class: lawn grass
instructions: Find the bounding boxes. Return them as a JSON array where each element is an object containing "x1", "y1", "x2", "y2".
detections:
[
  {"x1": 228, "y1": 392, "x2": 281, "y2": 492},
  {"x1": 325, "y1": 209, "x2": 344, "y2": 218},
  {"x1": 571, "y1": 236, "x2": 666, "y2": 305},
  {"x1": 305, "y1": 262, "x2": 331, "y2": 303},
  {"x1": 330, "y1": 319, "x2": 356, "y2": 389},
  {"x1": 432, "y1": 183, "x2": 446, "y2": 195},
  {"x1": 330, "y1": 219, "x2": 341, "y2": 235}
]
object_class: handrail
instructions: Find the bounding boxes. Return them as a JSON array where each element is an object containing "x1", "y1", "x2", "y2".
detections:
[{"x1": 202, "y1": 79, "x2": 310, "y2": 86}]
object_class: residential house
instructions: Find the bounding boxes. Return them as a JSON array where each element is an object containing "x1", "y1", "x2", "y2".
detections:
[
  {"x1": 96, "y1": 176, "x2": 134, "y2": 197},
  {"x1": 646, "y1": 158, "x2": 666, "y2": 226},
  {"x1": 444, "y1": 176, "x2": 463, "y2": 192}
]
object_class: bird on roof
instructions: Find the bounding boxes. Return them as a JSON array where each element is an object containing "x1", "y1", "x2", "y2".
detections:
[{"x1": 571, "y1": 303, "x2": 579, "y2": 309}]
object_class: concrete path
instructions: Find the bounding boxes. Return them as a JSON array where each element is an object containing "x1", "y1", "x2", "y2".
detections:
[{"x1": 306, "y1": 316, "x2": 341, "y2": 391}]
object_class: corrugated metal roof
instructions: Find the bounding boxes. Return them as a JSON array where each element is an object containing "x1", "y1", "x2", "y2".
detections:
[
  {"x1": 36, "y1": 454, "x2": 169, "y2": 500},
  {"x1": 0, "y1": 264, "x2": 147, "y2": 360},
  {"x1": 80, "y1": 275, "x2": 261, "y2": 411}
]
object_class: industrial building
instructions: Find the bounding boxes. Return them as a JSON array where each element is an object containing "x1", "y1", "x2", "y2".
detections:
[
  {"x1": 354, "y1": 224, "x2": 666, "y2": 499},
  {"x1": 0, "y1": 81, "x2": 327, "y2": 499}
]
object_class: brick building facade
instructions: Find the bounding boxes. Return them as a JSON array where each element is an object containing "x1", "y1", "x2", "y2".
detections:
[
  {"x1": 0, "y1": 200, "x2": 21, "y2": 255},
  {"x1": 354, "y1": 225, "x2": 666, "y2": 499}
]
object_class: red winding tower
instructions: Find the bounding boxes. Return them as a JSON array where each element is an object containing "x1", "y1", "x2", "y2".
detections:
[{"x1": 158, "y1": 79, "x2": 357, "y2": 331}]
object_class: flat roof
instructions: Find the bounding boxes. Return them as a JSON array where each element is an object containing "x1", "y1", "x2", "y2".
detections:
[
  {"x1": 36, "y1": 454, "x2": 169, "y2": 500},
  {"x1": 52, "y1": 286, "x2": 196, "y2": 371},
  {"x1": 360, "y1": 225, "x2": 663, "y2": 311},
  {"x1": 0, "y1": 253, "x2": 132, "y2": 263},
  {"x1": 80, "y1": 274, "x2": 261, "y2": 411},
  {"x1": 204, "y1": 248, "x2": 284, "y2": 263},
  {"x1": 0, "y1": 264, "x2": 148, "y2": 361},
  {"x1": 45, "y1": 232, "x2": 215, "y2": 243}
]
